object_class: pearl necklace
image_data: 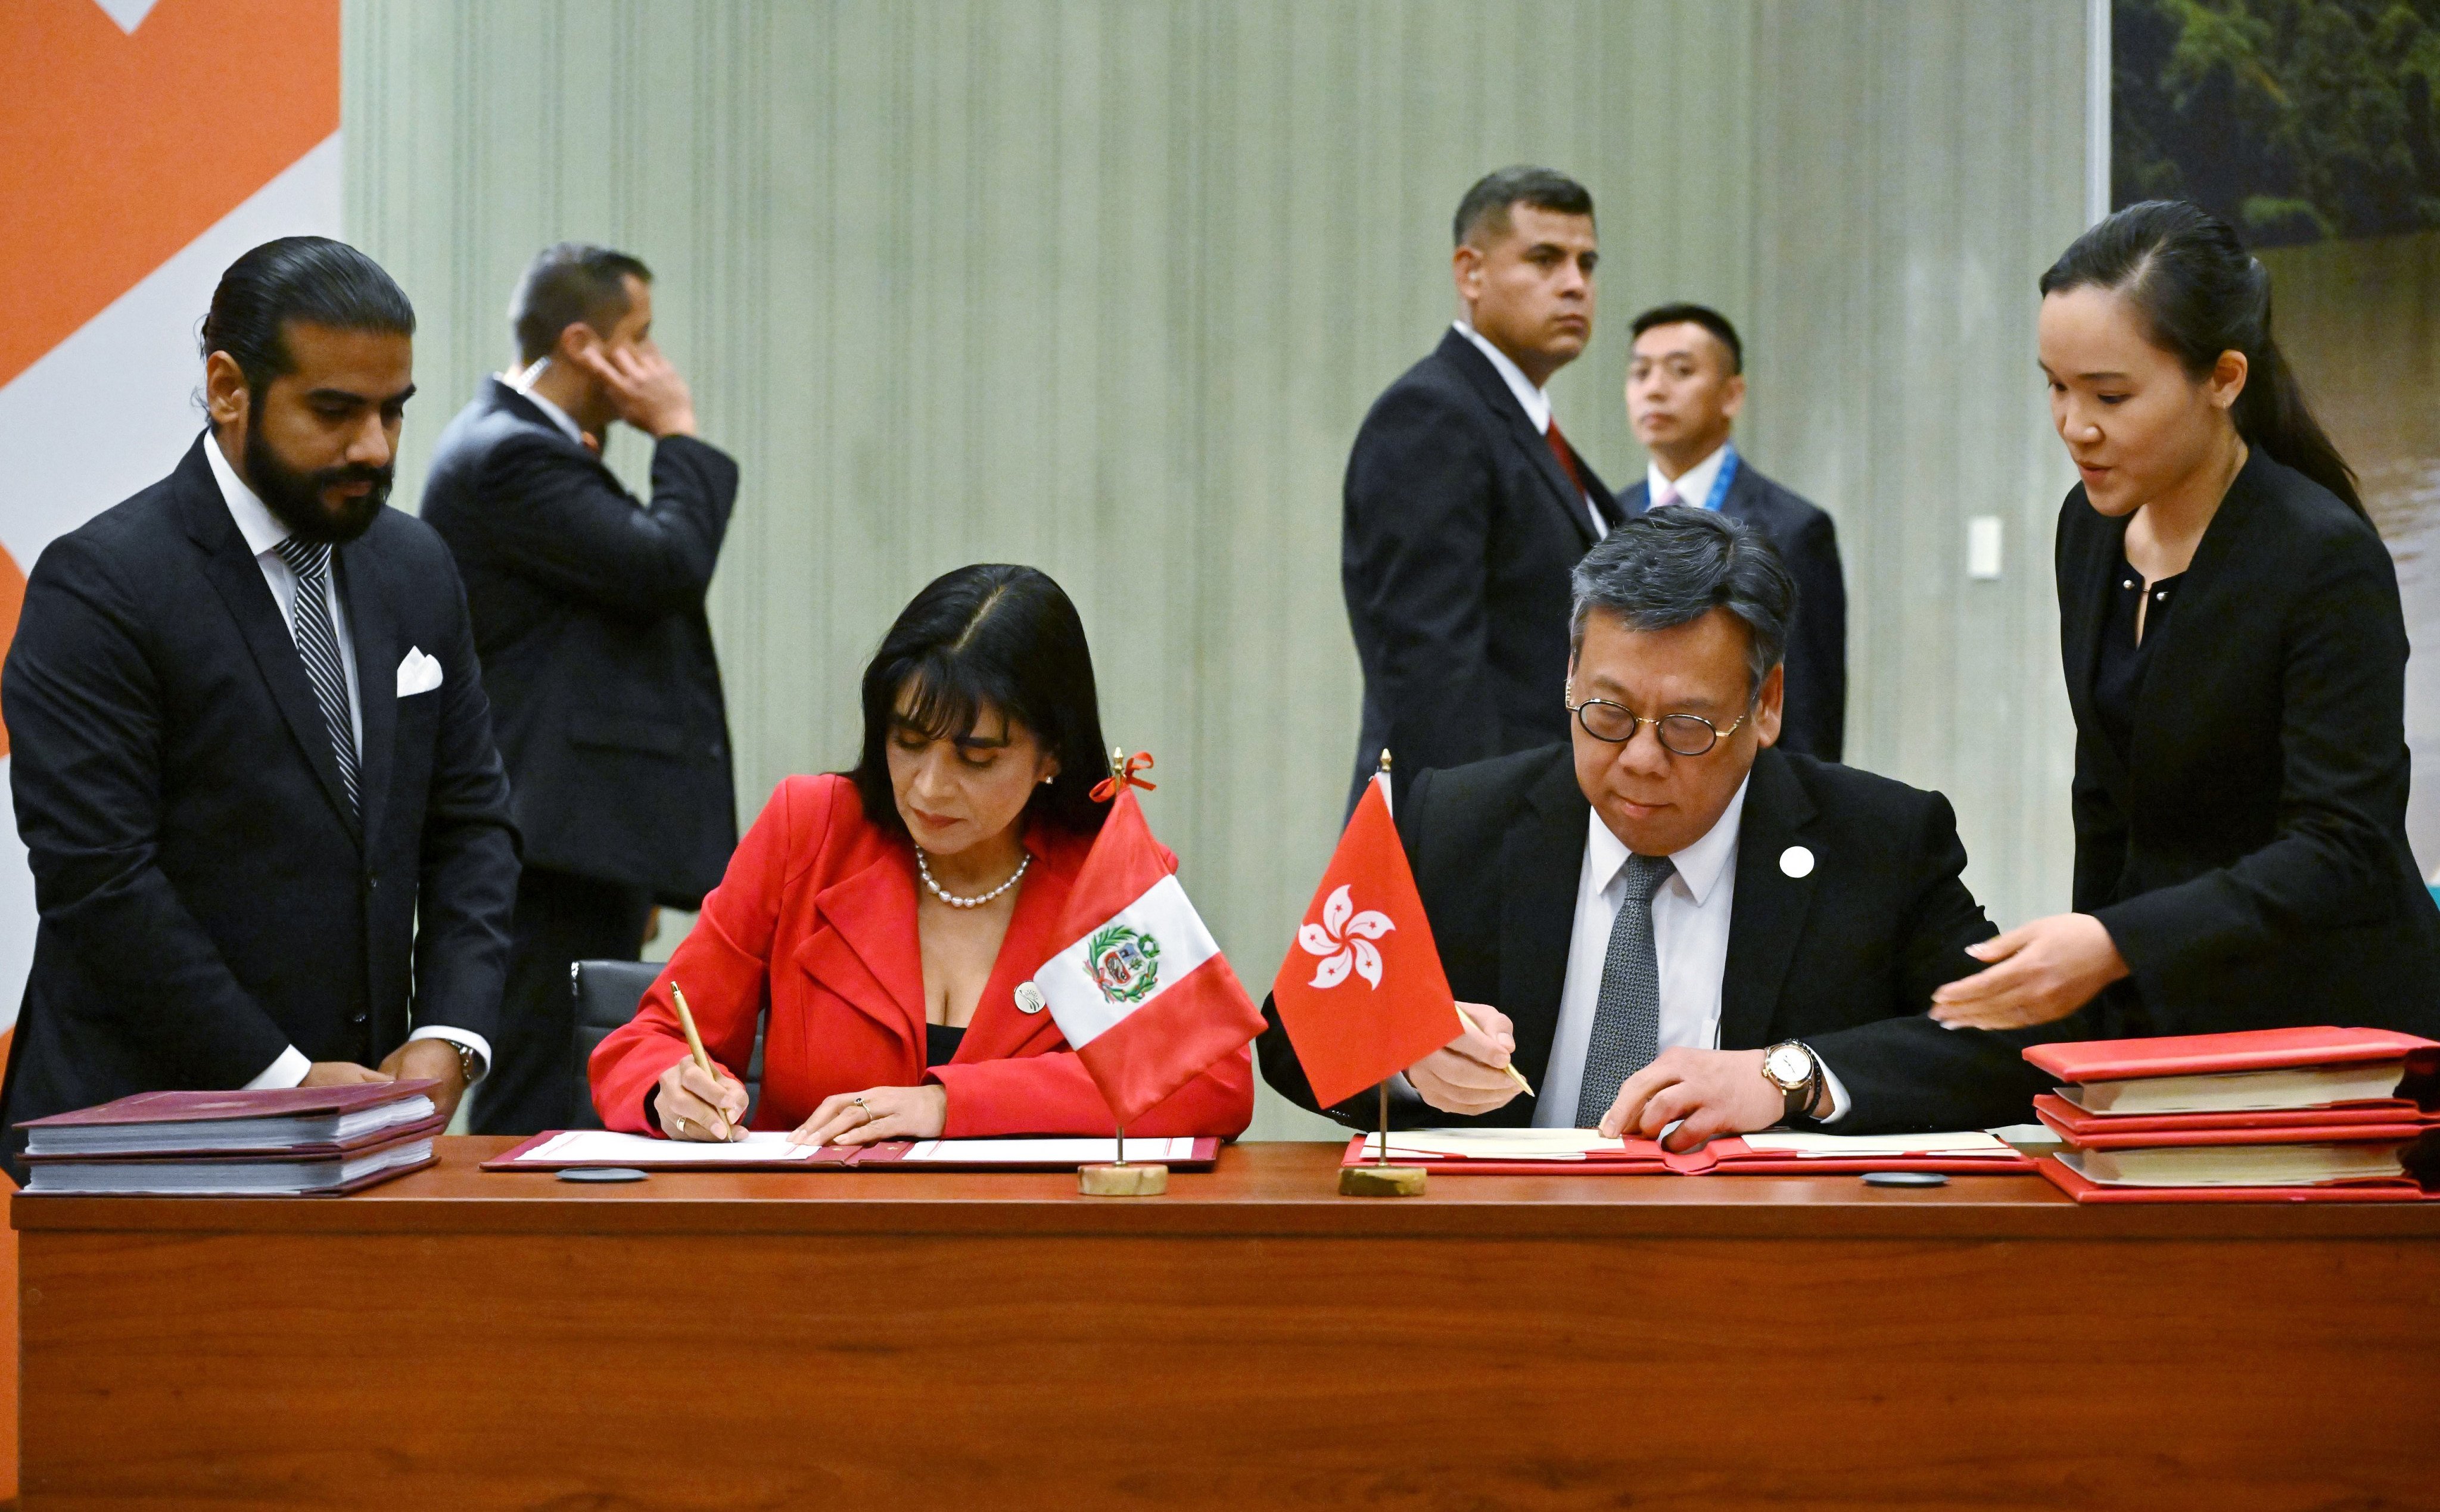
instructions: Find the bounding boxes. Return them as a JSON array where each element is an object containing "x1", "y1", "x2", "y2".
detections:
[{"x1": 916, "y1": 847, "x2": 1030, "y2": 909}]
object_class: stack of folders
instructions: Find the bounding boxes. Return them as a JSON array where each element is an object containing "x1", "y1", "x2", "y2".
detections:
[
  {"x1": 2025, "y1": 1027, "x2": 2440, "y2": 1203},
  {"x1": 15, "y1": 1079, "x2": 445, "y2": 1196}
]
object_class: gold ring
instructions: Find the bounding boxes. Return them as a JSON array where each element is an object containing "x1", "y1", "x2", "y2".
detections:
[
  {"x1": 852, "y1": 1096, "x2": 873, "y2": 1125},
  {"x1": 674, "y1": 1114, "x2": 689, "y2": 1136}
]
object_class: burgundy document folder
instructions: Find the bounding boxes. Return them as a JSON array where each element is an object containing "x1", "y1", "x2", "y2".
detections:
[
  {"x1": 18, "y1": 1120, "x2": 444, "y2": 1196},
  {"x1": 16, "y1": 1078, "x2": 440, "y2": 1130}
]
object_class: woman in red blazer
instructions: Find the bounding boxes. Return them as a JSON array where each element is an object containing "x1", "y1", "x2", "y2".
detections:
[{"x1": 589, "y1": 564, "x2": 1253, "y2": 1145}]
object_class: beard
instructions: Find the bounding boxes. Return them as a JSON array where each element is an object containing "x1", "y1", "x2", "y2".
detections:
[{"x1": 243, "y1": 418, "x2": 391, "y2": 545}]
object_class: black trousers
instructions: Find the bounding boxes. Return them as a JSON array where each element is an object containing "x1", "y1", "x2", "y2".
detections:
[{"x1": 471, "y1": 866, "x2": 654, "y2": 1136}]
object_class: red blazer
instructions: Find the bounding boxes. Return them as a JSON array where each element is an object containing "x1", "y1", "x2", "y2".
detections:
[{"x1": 589, "y1": 774, "x2": 1255, "y2": 1138}]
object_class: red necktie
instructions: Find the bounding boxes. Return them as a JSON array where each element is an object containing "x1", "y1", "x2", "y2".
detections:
[
  {"x1": 1546, "y1": 419, "x2": 1601, "y2": 530},
  {"x1": 1545, "y1": 418, "x2": 1586, "y2": 497}
]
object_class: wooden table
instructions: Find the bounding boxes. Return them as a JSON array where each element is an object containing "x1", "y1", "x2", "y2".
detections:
[{"x1": 16, "y1": 1138, "x2": 2440, "y2": 1510}]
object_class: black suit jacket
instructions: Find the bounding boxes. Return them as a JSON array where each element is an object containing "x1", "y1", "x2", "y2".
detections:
[
  {"x1": 1259, "y1": 744, "x2": 2055, "y2": 1132},
  {"x1": 2056, "y1": 450, "x2": 2440, "y2": 1037},
  {"x1": 0, "y1": 435, "x2": 520, "y2": 1173},
  {"x1": 1619, "y1": 453, "x2": 1847, "y2": 760},
  {"x1": 421, "y1": 379, "x2": 738, "y2": 905},
  {"x1": 1342, "y1": 329, "x2": 1613, "y2": 808}
]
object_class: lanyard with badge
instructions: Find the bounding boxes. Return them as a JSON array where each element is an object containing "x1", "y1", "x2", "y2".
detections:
[{"x1": 1700, "y1": 444, "x2": 1741, "y2": 513}]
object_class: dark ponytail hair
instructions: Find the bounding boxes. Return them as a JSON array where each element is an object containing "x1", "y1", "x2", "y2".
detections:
[
  {"x1": 201, "y1": 236, "x2": 416, "y2": 404},
  {"x1": 849, "y1": 564, "x2": 1110, "y2": 840},
  {"x1": 2038, "y1": 199, "x2": 2361, "y2": 517}
]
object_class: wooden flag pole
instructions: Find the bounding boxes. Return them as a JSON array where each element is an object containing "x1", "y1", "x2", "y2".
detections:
[
  {"x1": 1337, "y1": 749, "x2": 1427, "y2": 1198},
  {"x1": 1080, "y1": 745, "x2": 1171, "y2": 1198}
]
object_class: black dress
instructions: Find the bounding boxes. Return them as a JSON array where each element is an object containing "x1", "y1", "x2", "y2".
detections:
[{"x1": 2054, "y1": 449, "x2": 2440, "y2": 1037}]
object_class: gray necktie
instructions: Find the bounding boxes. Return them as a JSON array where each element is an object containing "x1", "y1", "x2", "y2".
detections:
[
  {"x1": 1575, "y1": 852, "x2": 1675, "y2": 1128},
  {"x1": 273, "y1": 537, "x2": 360, "y2": 816}
]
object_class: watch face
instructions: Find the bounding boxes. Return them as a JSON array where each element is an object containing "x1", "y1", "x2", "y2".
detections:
[{"x1": 1764, "y1": 1045, "x2": 1811, "y2": 1086}]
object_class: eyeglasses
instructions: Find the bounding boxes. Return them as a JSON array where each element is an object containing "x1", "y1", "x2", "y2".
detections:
[{"x1": 1564, "y1": 688, "x2": 1749, "y2": 756}]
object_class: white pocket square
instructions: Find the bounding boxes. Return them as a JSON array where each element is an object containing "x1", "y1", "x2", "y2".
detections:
[{"x1": 396, "y1": 647, "x2": 444, "y2": 698}]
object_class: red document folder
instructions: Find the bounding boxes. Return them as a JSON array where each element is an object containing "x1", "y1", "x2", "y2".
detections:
[
  {"x1": 2023, "y1": 1025, "x2": 2440, "y2": 1090},
  {"x1": 1336, "y1": 1133, "x2": 1682, "y2": 1176},
  {"x1": 1670, "y1": 1137, "x2": 2036, "y2": 1176},
  {"x1": 2032, "y1": 1093, "x2": 2440, "y2": 1148},
  {"x1": 2037, "y1": 1154, "x2": 2440, "y2": 1204},
  {"x1": 1334, "y1": 1134, "x2": 2034, "y2": 1177}
]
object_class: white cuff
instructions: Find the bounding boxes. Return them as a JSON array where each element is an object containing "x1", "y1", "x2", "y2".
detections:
[
  {"x1": 408, "y1": 1025, "x2": 491, "y2": 1083},
  {"x1": 1811, "y1": 1048, "x2": 1852, "y2": 1124},
  {"x1": 244, "y1": 1044, "x2": 312, "y2": 1090}
]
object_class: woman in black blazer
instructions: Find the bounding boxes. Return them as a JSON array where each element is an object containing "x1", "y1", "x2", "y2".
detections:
[{"x1": 1932, "y1": 200, "x2": 2440, "y2": 1037}]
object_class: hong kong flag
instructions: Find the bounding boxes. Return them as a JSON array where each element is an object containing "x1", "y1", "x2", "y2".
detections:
[
  {"x1": 1271, "y1": 771, "x2": 1461, "y2": 1109},
  {"x1": 1033, "y1": 757, "x2": 1266, "y2": 1127}
]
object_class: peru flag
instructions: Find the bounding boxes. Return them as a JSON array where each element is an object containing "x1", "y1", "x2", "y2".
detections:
[
  {"x1": 1271, "y1": 772, "x2": 1461, "y2": 1108},
  {"x1": 1034, "y1": 785, "x2": 1265, "y2": 1127}
]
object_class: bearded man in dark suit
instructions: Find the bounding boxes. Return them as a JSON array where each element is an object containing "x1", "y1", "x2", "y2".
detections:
[{"x1": 1, "y1": 238, "x2": 519, "y2": 1176}]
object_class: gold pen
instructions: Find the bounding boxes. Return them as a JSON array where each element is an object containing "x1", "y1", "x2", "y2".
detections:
[
  {"x1": 1455, "y1": 1003, "x2": 1535, "y2": 1096},
  {"x1": 669, "y1": 983, "x2": 734, "y2": 1137}
]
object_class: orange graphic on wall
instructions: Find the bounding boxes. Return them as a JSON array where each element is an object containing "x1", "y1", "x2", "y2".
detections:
[{"x1": 0, "y1": 0, "x2": 339, "y2": 391}]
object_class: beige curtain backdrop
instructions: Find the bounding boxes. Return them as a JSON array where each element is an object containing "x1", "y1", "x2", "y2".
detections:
[{"x1": 345, "y1": 0, "x2": 2089, "y2": 1139}]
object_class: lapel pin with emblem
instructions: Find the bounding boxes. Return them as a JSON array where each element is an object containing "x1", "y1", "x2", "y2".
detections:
[
  {"x1": 1014, "y1": 981, "x2": 1047, "y2": 1014},
  {"x1": 1779, "y1": 845, "x2": 1815, "y2": 880}
]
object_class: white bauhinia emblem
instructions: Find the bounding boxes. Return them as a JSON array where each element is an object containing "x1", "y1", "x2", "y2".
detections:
[{"x1": 1297, "y1": 884, "x2": 1395, "y2": 990}]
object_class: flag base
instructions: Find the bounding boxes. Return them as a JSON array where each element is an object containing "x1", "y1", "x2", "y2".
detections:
[
  {"x1": 1338, "y1": 1164, "x2": 1427, "y2": 1198},
  {"x1": 1078, "y1": 1162, "x2": 1169, "y2": 1196}
]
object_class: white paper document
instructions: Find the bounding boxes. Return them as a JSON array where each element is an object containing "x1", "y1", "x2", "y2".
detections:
[
  {"x1": 898, "y1": 1137, "x2": 1197, "y2": 1164},
  {"x1": 1737, "y1": 1130, "x2": 2016, "y2": 1158},
  {"x1": 512, "y1": 1130, "x2": 821, "y2": 1164},
  {"x1": 1356, "y1": 1127, "x2": 1632, "y2": 1161}
]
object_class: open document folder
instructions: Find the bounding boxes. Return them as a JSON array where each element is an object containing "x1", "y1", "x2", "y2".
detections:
[
  {"x1": 1340, "y1": 1126, "x2": 2037, "y2": 1176},
  {"x1": 485, "y1": 1130, "x2": 1222, "y2": 1172}
]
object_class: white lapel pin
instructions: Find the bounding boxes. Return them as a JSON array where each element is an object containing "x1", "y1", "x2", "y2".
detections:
[
  {"x1": 1779, "y1": 845, "x2": 1815, "y2": 880},
  {"x1": 1014, "y1": 982, "x2": 1047, "y2": 1014}
]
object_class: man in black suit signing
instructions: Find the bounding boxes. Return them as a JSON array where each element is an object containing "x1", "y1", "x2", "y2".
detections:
[
  {"x1": 1619, "y1": 304, "x2": 1848, "y2": 760},
  {"x1": 422, "y1": 243, "x2": 738, "y2": 1134},
  {"x1": 1263, "y1": 507, "x2": 2049, "y2": 1143},
  {"x1": 1342, "y1": 166, "x2": 1616, "y2": 811},
  {"x1": 0, "y1": 238, "x2": 519, "y2": 1174}
]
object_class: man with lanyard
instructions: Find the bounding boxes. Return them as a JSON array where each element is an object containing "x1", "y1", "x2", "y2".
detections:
[{"x1": 1617, "y1": 303, "x2": 1848, "y2": 762}]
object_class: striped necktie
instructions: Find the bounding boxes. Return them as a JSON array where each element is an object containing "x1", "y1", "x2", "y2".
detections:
[
  {"x1": 272, "y1": 537, "x2": 360, "y2": 816},
  {"x1": 1575, "y1": 852, "x2": 1676, "y2": 1128}
]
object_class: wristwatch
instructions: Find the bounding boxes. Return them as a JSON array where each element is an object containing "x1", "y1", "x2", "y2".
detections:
[
  {"x1": 1760, "y1": 1040, "x2": 1825, "y2": 1124},
  {"x1": 446, "y1": 1040, "x2": 483, "y2": 1087}
]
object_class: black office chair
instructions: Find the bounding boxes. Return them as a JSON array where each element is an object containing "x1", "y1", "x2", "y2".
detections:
[{"x1": 568, "y1": 959, "x2": 764, "y2": 1129}]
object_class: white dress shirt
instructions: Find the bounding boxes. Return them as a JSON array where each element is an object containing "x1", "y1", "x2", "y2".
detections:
[
  {"x1": 1454, "y1": 320, "x2": 1607, "y2": 540},
  {"x1": 203, "y1": 435, "x2": 490, "y2": 1090},
  {"x1": 506, "y1": 360, "x2": 589, "y2": 448},
  {"x1": 1533, "y1": 777, "x2": 1848, "y2": 1128},
  {"x1": 1645, "y1": 441, "x2": 1730, "y2": 513}
]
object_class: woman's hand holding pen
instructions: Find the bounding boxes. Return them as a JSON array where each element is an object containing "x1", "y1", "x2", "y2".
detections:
[
  {"x1": 789, "y1": 1085, "x2": 947, "y2": 1148},
  {"x1": 655, "y1": 1057, "x2": 749, "y2": 1142},
  {"x1": 1929, "y1": 912, "x2": 2129, "y2": 1030}
]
